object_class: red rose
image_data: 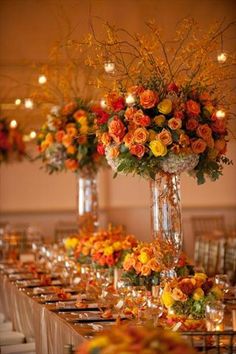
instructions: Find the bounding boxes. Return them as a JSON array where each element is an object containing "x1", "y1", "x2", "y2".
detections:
[
  {"x1": 97, "y1": 143, "x2": 105, "y2": 155},
  {"x1": 167, "y1": 82, "x2": 179, "y2": 93},
  {"x1": 186, "y1": 100, "x2": 200, "y2": 117},
  {"x1": 112, "y1": 97, "x2": 125, "y2": 111},
  {"x1": 130, "y1": 144, "x2": 145, "y2": 158},
  {"x1": 97, "y1": 111, "x2": 110, "y2": 125},
  {"x1": 211, "y1": 119, "x2": 226, "y2": 134},
  {"x1": 186, "y1": 118, "x2": 199, "y2": 131}
]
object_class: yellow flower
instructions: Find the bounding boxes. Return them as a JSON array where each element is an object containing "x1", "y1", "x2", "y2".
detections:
[
  {"x1": 211, "y1": 286, "x2": 224, "y2": 299},
  {"x1": 162, "y1": 290, "x2": 174, "y2": 307},
  {"x1": 194, "y1": 273, "x2": 207, "y2": 281},
  {"x1": 45, "y1": 133, "x2": 53, "y2": 144},
  {"x1": 78, "y1": 116, "x2": 88, "y2": 135},
  {"x1": 149, "y1": 139, "x2": 167, "y2": 157},
  {"x1": 158, "y1": 99, "x2": 173, "y2": 115},
  {"x1": 193, "y1": 287, "x2": 204, "y2": 300},
  {"x1": 138, "y1": 251, "x2": 150, "y2": 264},
  {"x1": 104, "y1": 246, "x2": 113, "y2": 256},
  {"x1": 154, "y1": 115, "x2": 166, "y2": 126},
  {"x1": 88, "y1": 336, "x2": 109, "y2": 350},
  {"x1": 64, "y1": 237, "x2": 79, "y2": 250},
  {"x1": 113, "y1": 241, "x2": 122, "y2": 251}
]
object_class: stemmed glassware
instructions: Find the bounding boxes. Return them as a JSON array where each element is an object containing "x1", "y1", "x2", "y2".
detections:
[
  {"x1": 214, "y1": 274, "x2": 230, "y2": 295},
  {"x1": 130, "y1": 286, "x2": 148, "y2": 324},
  {"x1": 205, "y1": 301, "x2": 225, "y2": 331}
]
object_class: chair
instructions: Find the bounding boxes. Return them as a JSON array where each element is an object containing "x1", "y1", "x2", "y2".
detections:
[
  {"x1": 0, "y1": 331, "x2": 25, "y2": 346},
  {"x1": 54, "y1": 222, "x2": 78, "y2": 243},
  {"x1": 191, "y1": 215, "x2": 226, "y2": 239},
  {"x1": 0, "y1": 321, "x2": 13, "y2": 332},
  {"x1": 1, "y1": 342, "x2": 36, "y2": 354}
]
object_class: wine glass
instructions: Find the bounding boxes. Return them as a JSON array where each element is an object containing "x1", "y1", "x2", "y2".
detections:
[
  {"x1": 205, "y1": 301, "x2": 225, "y2": 331},
  {"x1": 146, "y1": 296, "x2": 164, "y2": 326},
  {"x1": 131, "y1": 286, "x2": 148, "y2": 324},
  {"x1": 214, "y1": 274, "x2": 230, "y2": 295}
]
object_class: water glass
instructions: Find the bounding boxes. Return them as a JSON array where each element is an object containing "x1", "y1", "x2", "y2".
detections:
[
  {"x1": 205, "y1": 301, "x2": 225, "y2": 330},
  {"x1": 215, "y1": 274, "x2": 230, "y2": 294}
]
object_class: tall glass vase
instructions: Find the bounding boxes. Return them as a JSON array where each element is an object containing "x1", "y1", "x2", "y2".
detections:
[
  {"x1": 150, "y1": 172, "x2": 183, "y2": 277},
  {"x1": 76, "y1": 170, "x2": 99, "y2": 233}
]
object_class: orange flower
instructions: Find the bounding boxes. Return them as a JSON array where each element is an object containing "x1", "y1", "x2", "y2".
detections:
[
  {"x1": 130, "y1": 144, "x2": 145, "y2": 158},
  {"x1": 45, "y1": 133, "x2": 53, "y2": 144},
  {"x1": 186, "y1": 118, "x2": 199, "y2": 131},
  {"x1": 212, "y1": 119, "x2": 226, "y2": 134},
  {"x1": 123, "y1": 132, "x2": 134, "y2": 148},
  {"x1": 133, "y1": 127, "x2": 149, "y2": 144},
  {"x1": 214, "y1": 139, "x2": 226, "y2": 154},
  {"x1": 196, "y1": 124, "x2": 212, "y2": 141},
  {"x1": 61, "y1": 102, "x2": 77, "y2": 116},
  {"x1": 134, "y1": 261, "x2": 142, "y2": 274},
  {"x1": 67, "y1": 145, "x2": 76, "y2": 154},
  {"x1": 133, "y1": 110, "x2": 151, "y2": 127},
  {"x1": 62, "y1": 134, "x2": 73, "y2": 148},
  {"x1": 139, "y1": 89, "x2": 158, "y2": 109},
  {"x1": 78, "y1": 135, "x2": 88, "y2": 144},
  {"x1": 148, "y1": 259, "x2": 161, "y2": 272},
  {"x1": 191, "y1": 138, "x2": 207, "y2": 154},
  {"x1": 66, "y1": 124, "x2": 78, "y2": 138},
  {"x1": 108, "y1": 146, "x2": 120, "y2": 159},
  {"x1": 179, "y1": 133, "x2": 190, "y2": 146},
  {"x1": 65, "y1": 159, "x2": 78, "y2": 171},
  {"x1": 101, "y1": 132, "x2": 111, "y2": 146},
  {"x1": 125, "y1": 107, "x2": 137, "y2": 121},
  {"x1": 140, "y1": 264, "x2": 151, "y2": 276},
  {"x1": 73, "y1": 109, "x2": 87, "y2": 121},
  {"x1": 168, "y1": 117, "x2": 182, "y2": 130},
  {"x1": 199, "y1": 92, "x2": 211, "y2": 102},
  {"x1": 172, "y1": 288, "x2": 188, "y2": 302},
  {"x1": 158, "y1": 129, "x2": 173, "y2": 146},
  {"x1": 128, "y1": 85, "x2": 145, "y2": 96},
  {"x1": 186, "y1": 100, "x2": 200, "y2": 117},
  {"x1": 108, "y1": 117, "x2": 126, "y2": 143},
  {"x1": 55, "y1": 130, "x2": 65, "y2": 143}
]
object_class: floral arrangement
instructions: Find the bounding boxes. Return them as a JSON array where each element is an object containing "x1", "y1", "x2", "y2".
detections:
[
  {"x1": 122, "y1": 242, "x2": 194, "y2": 289},
  {"x1": 76, "y1": 324, "x2": 196, "y2": 354},
  {"x1": 95, "y1": 87, "x2": 231, "y2": 184},
  {"x1": 74, "y1": 226, "x2": 137, "y2": 268},
  {"x1": 88, "y1": 19, "x2": 235, "y2": 184},
  {"x1": 63, "y1": 236, "x2": 80, "y2": 256},
  {"x1": 0, "y1": 117, "x2": 26, "y2": 163},
  {"x1": 161, "y1": 273, "x2": 223, "y2": 321},
  {"x1": 37, "y1": 99, "x2": 104, "y2": 174}
]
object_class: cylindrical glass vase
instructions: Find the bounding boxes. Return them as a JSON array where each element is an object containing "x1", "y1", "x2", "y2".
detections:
[
  {"x1": 150, "y1": 172, "x2": 182, "y2": 275},
  {"x1": 76, "y1": 170, "x2": 99, "y2": 233}
]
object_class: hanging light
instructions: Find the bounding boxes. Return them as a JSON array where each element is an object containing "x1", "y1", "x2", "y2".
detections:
[
  {"x1": 125, "y1": 93, "x2": 135, "y2": 106},
  {"x1": 10, "y1": 120, "x2": 17, "y2": 128},
  {"x1": 15, "y1": 98, "x2": 21, "y2": 106},
  {"x1": 38, "y1": 75, "x2": 47, "y2": 85},
  {"x1": 217, "y1": 52, "x2": 227, "y2": 63},
  {"x1": 216, "y1": 109, "x2": 226, "y2": 119},
  {"x1": 24, "y1": 98, "x2": 34, "y2": 109},
  {"x1": 29, "y1": 131, "x2": 37, "y2": 139},
  {"x1": 104, "y1": 61, "x2": 115, "y2": 74},
  {"x1": 100, "y1": 99, "x2": 107, "y2": 109}
]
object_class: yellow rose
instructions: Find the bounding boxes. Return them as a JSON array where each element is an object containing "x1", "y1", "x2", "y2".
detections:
[
  {"x1": 89, "y1": 336, "x2": 109, "y2": 350},
  {"x1": 149, "y1": 139, "x2": 167, "y2": 157},
  {"x1": 148, "y1": 130, "x2": 157, "y2": 142},
  {"x1": 78, "y1": 116, "x2": 88, "y2": 135},
  {"x1": 138, "y1": 251, "x2": 150, "y2": 264},
  {"x1": 113, "y1": 241, "x2": 122, "y2": 251},
  {"x1": 193, "y1": 287, "x2": 204, "y2": 301},
  {"x1": 162, "y1": 291, "x2": 174, "y2": 308},
  {"x1": 154, "y1": 115, "x2": 166, "y2": 126},
  {"x1": 158, "y1": 99, "x2": 173, "y2": 115},
  {"x1": 194, "y1": 273, "x2": 207, "y2": 281},
  {"x1": 104, "y1": 246, "x2": 113, "y2": 256}
]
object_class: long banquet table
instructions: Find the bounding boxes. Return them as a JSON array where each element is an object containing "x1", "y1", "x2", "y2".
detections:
[{"x1": 0, "y1": 270, "x2": 87, "y2": 354}]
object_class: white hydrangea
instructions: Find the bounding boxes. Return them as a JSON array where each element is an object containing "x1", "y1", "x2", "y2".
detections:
[
  {"x1": 160, "y1": 152, "x2": 199, "y2": 174},
  {"x1": 45, "y1": 143, "x2": 66, "y2": 169}
]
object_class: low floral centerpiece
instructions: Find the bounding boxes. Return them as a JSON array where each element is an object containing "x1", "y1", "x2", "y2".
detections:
[
  {"x1": 0, "y1": 117, "x2": 26, "y2": 163},
  {"x1": 122, "y1": 241, "x2": 194, "y2": 290},
  {"x1": 76, "y1": 324, "x2": 196, "y2": 354},
  {"x1": 161, "y1": 273, "x2": 223, "y2": 330}
]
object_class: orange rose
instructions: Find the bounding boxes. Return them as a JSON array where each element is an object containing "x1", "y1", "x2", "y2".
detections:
[
  {"x1": 128, "y1": 85, "x2": 145, "y2": 96},
  {"x1": 66, "y1": 124, "x2": 78, "y2": 138},
  {"x1": 108, "y1": 117, "x2": 126, "y2": 143},
  {"x1": 45, "y1": 133, "x2": 53, "y2": 144},
  {"x1": 186, "y1": 100, "x2": 200, "y2": 117},
  {"x1": 67, "y1": 145, "x2": 76, "y2": 154},
  {"x1": 73, "y1": 109, "x2": 87, "y2": 121},
  {"x1": 179, "y1": 134, "x2": 190, "y2": 147},
  {"x1": 123, "y1": 132, "x2": 134, "y2": 148},
  {"x1": 140, "y1": 264, "x2": 151, "y2": 276},
  {"x1": 214, "y1": 139, "x2": 227, "y2": 154},
  {"x1": 62, "y1": 134, "x2": 73, "y2": 148},
  {"x1": 139, "y1": 89, "x2": 158, "y2": 109},
  {"x1": 199, "y1": 92, "x2": 211, "y2": 103},
  {"x1": 172, "y1": 288, "x2": 188, "y2": 302},
  {"x1": 168, "y1": 117, "x2": 182, "y2": 130},
  {"x1": 101, "y1": 132, "x2": 111, "y2": 146},
  {"x1": 65, "y1": 159, "x2": 78, "y2": 171},
  {"x1": 134, "y1": 261, "x2": 142, "y2": 274},
  {"x1": 133, "y1": 110, "x2": 151, "y2": 127},
  {"x1": 196, "y1": 124, "x2": 212, "y2": 141},
  {"x1": 148, "y1": 259, "x2": 161, "y2": 272},
  {"x1": 61, "y1": 102, "x2": 77, "y2": 116},
  {"x1": 186, "y1": 118, "x2": 199, "y2": 131},
  {"x1": 133, "y1": 127, "x2": 149, "y2": 144},
  {"x1": 212, "y1": 119, "x2": 226, "y2": 134},
  {"x1": 158, "y1": 129, "x2": 173, "y2": 146},
  {"x1": 55, "y1": 130, "x2": 65, "y2": 143},
  {"x1": 125, "y1": 107, "x2": 137, "y2": 121},
  {"x1": 130, "y1": 144, "x2": 145, "y2": 158},
  {"x1": 191, "y1": 138, "x2": 207, "y2": 154}
]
